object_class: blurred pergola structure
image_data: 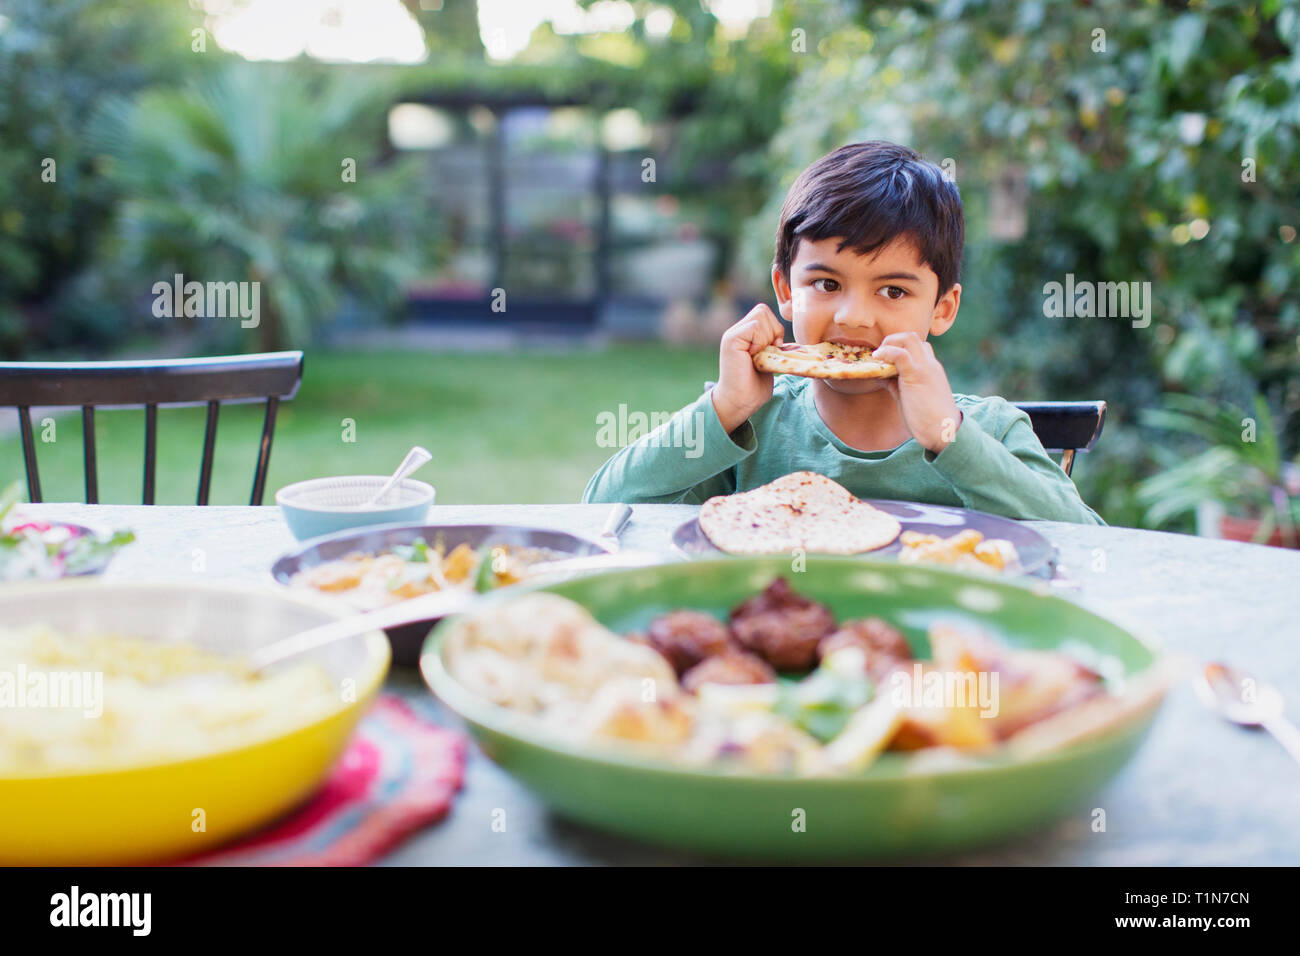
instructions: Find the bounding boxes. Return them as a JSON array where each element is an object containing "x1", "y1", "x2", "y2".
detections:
[{"x1": 392, "y1": 82, "x2": 705, "y2": 332}]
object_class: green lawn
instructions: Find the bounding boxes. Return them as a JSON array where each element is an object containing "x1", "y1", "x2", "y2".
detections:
[{"x1": 1, "y1": 345, "x2": 718, "y2": 506}]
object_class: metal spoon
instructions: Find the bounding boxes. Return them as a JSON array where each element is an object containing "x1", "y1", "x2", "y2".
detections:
[
  {"x1": 597, "y1": 503, "x2": 633, "y2": 553},
  {"x1": 1197, "y1": 661, "x2": 1300, "y2": 767},
  {"x1": 516, "y1": 548, "x2": 666, "y2": 580},
  {"x1": 365, "y1": 446, "x2": 432, "y2": 507},
  {"x1": 248, "y1": 588, "x2": 470, "y2": 673}
]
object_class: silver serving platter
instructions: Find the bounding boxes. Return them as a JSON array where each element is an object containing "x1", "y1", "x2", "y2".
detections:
[
  {"x1": 1, "y1": 521, "x2": 125, "y2": 580},
  {"x1": 270, "y1": 522, "x2": 612, "y2": 665},
  {"x1": 672, "y1": 499, "x2": 1057, "y2": 576}
]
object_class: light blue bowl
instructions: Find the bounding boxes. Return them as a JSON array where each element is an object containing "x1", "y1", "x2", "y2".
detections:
[{"x1": 275, "y1": 476, "x2": 435, "y2": 541}]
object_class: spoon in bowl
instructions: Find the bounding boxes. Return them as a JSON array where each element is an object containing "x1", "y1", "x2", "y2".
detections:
[
  {"x1": 248, "y1": 587, "x2": 473, "y2": 673},
  {"x1": 365, "y1": 446, "x2": 432, "y2": 508},
  {"x1": 1197, "y1": 661, "x2": 1300, "y2": 767}
]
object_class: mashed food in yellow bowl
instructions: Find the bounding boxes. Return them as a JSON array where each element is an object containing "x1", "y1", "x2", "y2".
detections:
[
  {"x1": 0, "y1": 580, "x2": 389, "y2": 865},
  {"x1": 0, "y1": 625, "x2": 340, "y2": 774}
]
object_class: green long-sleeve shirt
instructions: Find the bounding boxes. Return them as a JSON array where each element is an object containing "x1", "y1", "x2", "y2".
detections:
[{"x1": 583, "y1": 376, "x2": 1104, "y2": 524}]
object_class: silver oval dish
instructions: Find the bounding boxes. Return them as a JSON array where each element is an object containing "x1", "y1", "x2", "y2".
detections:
[
  {"x1": 1, "y1": 521, "x2": 126, "y2": 581},
  {"x1": 672, "y1": 499, "x2": 1057, "y2": 577},
  {"x1": 269, "y1": 522, "x2": 613, "y2": 665}
]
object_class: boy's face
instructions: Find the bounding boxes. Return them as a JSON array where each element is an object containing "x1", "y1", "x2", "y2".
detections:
[{"x1": 771, "y1": 235, "x2": 962, "y2": 395}]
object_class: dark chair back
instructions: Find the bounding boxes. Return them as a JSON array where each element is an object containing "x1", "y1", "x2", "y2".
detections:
[
  {"x1": 0, "y1": 351, "x2": 303, "y2": 505},
  {"x1": 1011, "y1": 401, "x2": 1106, "y2": 477}
]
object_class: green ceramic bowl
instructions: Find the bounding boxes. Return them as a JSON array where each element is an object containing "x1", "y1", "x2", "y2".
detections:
[{"x1": 421, "y1": 558, "x2": 1165, "y2": 860}]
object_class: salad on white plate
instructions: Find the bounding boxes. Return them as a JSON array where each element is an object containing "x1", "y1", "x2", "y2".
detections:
[{"x1": 0, "y1": 482, "x2": 134, "y2": 581}]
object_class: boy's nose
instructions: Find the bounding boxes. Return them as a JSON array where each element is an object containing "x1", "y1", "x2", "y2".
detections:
[{"x1": 834, "y1": 295, "x2": 877, "y2": 330}]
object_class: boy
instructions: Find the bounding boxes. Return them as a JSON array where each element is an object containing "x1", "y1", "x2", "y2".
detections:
[{"x1": 584, "y1": 141, "x2": 1103, "y2": 525}]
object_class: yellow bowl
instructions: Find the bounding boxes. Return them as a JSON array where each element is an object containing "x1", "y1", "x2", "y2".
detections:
[{"x1": 0, "y1": 580, "x2": 390, "y2": 865}]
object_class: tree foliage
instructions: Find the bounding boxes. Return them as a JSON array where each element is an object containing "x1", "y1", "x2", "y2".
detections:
[
  {"x1": 739, "y1": 0, "x2": 1300, "y2": 526},
  {"x1": 92, "y1": 63, "x2": 431, "y2": 351},
  {"x1": 0, "y1": 0, "x2": 200, "y2": 355}
]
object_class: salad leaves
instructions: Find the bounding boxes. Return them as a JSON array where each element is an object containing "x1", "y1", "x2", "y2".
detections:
[
  {"x1": 389, "y1": 537, "x2": 433, "y2": 563},
  {"x1": 773, "y1": 651, "x2": 876, "y2": 743},
  {"x1": 0, "y1": 481, "x2": 135, "y2": 581}
]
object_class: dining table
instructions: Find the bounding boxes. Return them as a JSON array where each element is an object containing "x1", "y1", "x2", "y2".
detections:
[{"x1": 18, "y1": 501, "x2": 1300, "y2": 865}]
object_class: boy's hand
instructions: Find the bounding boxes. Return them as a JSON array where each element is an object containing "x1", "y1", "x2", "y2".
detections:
[
  {"x1": 871, "y1": 332, "x2": 963, "y2": 454},
  {"x1": 712, "y1": 304, "x2": 784, "y2": 434}
]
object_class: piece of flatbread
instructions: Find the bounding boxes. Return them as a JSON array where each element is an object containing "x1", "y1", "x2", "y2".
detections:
[
  {"x1": 698, "y1": 471, "x2": 901, "y2": 555},
  {"x1": 753, "y1": 341, "x2": 897, "y2": 380}
]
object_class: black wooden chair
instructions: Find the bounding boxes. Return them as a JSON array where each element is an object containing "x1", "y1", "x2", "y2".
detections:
[
  {"x1": 701, "y1": 382, "x2": 1105, "y2": 478},
  {"x1": 1010, "y1": 401, "x2": 1106, "y2": 477},
  {"x1": 0, "y1": 352, "x2": 304, "y2": 505}
]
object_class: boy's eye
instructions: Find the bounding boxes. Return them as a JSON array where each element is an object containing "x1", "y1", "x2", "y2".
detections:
[
  {"x1": 879, "y1": 286, "x2": 909, "y2": 300},
  {"x1": 811, "y1": 278, "x2": 839, "y2": 293}
]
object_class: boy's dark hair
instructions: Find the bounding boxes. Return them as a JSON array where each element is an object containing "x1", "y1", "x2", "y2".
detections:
[{"x1": 773, "y1": 141, "x2": 964, "y2": 298}]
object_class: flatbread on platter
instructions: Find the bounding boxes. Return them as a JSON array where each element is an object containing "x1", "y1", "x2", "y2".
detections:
[{"x1": 699, "y1": 471, "x2": 901, "y2": 556}]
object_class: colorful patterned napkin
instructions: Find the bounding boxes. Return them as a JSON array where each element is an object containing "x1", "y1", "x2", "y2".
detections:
[{"x1": 187, "y1": 696, "x2": 466, "y2": 866}]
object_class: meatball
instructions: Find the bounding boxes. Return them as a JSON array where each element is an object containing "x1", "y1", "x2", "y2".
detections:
[
  {"x1": 644, "y1": 610, "x2": 733, "y2": 676},
  {"x1": 681, "y1": 652, "x2": 777, "y2": 694},
  {"x1": 818, "y1": 617, "x2": 912, "y2": 682},
  {"x1": 728, "y1": 577, "x2": 836, "y2": 672}
]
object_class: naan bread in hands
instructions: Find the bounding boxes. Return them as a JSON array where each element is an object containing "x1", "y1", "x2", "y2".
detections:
[{"x1": 753, "y1": 342, "x2": 898, "y2": 380}]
